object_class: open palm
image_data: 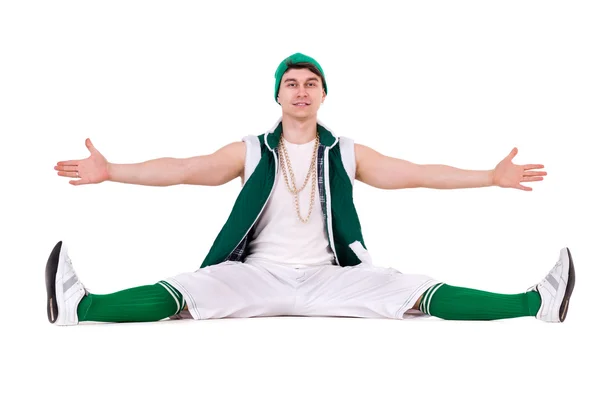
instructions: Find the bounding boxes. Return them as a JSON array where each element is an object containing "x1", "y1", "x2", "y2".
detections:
[
  {"x1": 54, "y1": 138, "x2": 110, "y2": 185},
  {"x1": 493, "y1": 147, "x2": 546, "y2": 191}
]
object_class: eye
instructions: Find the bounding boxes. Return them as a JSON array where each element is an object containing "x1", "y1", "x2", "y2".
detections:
[{"x1": 287, "y1": 83, "x2": 296, "y2": 87}]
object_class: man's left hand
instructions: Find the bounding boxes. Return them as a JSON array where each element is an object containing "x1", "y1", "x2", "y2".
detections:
[{"x1": 493, "y1": 147, "x2": 547, "y2": 191}]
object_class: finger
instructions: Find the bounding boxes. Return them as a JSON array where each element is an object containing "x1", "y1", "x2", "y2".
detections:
[
  {"x1": 86, "y1": 138, "x2": 96, "y2": 153},
  {"x1": 57, "y1": 171, "x2": 80, "y2": 178},
  {"x1": 54, "y1": 165, "x2": 78, "y2": 172},
  {"x1": 523, "y1": 164, "x2": 544, "y2": 170},
  {"x1": 69, "y1": 179, "x2": 87, "y2": 186},
  {"x1": 517, "y1": 184, "x2": 532, "y2": 191},
  {"x1": 521, "y1": 176, "x2": 544, "y2": 182},
  {"x1": 507, "y1": 147, "x2": 518, "y2": 161},
  {"x1": 523, "y1": 171, "x2": 547, "y2": 177},
  {"x1": 57, "y1": 160, "x2": 80, "y2": 166}
]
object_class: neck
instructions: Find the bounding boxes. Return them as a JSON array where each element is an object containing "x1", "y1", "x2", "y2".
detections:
[{"x1": 281, "y1": 115, "x2": 318, "y2": 144}]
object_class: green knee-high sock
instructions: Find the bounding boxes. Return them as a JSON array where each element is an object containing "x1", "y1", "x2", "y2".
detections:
[
  {"x1": 419, "y1": 283, "x2": 541, "y2": 321},
  {"x1": 77, "y1": 281, "x2": 186, "y2": 323}
]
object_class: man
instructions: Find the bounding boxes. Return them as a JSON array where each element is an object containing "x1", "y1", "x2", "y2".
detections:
[{"x1": 47, "y1": 52, "x2": 575, "y2": 326}]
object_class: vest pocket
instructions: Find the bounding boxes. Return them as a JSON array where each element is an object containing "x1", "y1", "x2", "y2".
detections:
[{"x1": 348, "y1": 241, "x2": 373, "y2": 265}]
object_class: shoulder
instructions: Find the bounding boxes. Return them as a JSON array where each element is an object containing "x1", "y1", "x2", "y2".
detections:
[
  {"x1": 221, "y1": 141, "x2": 246, "y2": 157},
  {"x1": 354, "y1": 143, "x2": 378, "y2": 162},
  {"x1": 243, "y1": 134, "x2": 269, "y2": 153}
]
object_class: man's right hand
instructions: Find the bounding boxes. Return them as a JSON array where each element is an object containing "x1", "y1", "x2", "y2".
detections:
[{"x1": 54, "y1": 138, "x2": 109, "y2": 186}]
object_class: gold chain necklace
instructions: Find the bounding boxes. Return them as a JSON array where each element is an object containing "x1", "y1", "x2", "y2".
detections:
[{"x1": 279, "y1": 134, "x2": 320, "y2": 223}]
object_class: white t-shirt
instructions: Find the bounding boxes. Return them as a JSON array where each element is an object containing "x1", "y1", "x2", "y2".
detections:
[{"x1": 245, "y1": 137, "x2": 335, "y2": 267}]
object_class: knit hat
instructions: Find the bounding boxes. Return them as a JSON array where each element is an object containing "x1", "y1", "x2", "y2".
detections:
[{"x1": 274, "y1": 53, "x2": 327, "y2": 103}]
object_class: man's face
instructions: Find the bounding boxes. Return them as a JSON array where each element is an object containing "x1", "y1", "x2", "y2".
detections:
[{"x1": 277, "y1": 68, "x2": 326, "y2": 119}]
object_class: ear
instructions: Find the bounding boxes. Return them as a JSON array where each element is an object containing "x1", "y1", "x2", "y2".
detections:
[{"x1": 321, "y1": 90, "x2": 326, "y2": 104}]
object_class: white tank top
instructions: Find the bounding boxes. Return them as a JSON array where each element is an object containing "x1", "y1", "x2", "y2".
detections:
[{"x1": 245, "y1": 137, "x2": 335, "y2": 266}]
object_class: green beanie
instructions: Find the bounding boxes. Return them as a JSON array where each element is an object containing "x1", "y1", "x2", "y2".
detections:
[{"x1": 274, "y1": 53, "x2": 327, "y2": 103}]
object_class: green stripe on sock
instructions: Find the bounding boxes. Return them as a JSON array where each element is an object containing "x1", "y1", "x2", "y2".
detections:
[
  {"x1": 426, "y1": 284, "x2": 542, "y2": 321},
  {"x1": 427, "y1": 283, "x2": 444, "y2": 314},
  {"x1": 160, "y1": 280, "x2": 186, "y2": 312},
  {"x1": 157, "y1": 282, "x2": 181, "y2": 312},
  {"x1": 419, "y1": 287, "x2": 431, "y2": 313},
  {"x1": 420, "y1": 283, "x2": 443, "y2": 314},
  {"x1": 419, "y1": 291, "x2": 428, "y2": 313},
  {"x1": 77, "y1": 282, "x2": 184, "y2": 323}
]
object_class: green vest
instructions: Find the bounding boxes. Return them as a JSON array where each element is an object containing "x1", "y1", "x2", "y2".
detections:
[{"x1": 200, "y1": 119, "x2": 370, "y2": 268}]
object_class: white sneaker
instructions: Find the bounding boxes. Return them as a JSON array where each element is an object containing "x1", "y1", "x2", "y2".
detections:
[
  {"x1": 45, "y1": 241, "x2": 87, "y2": 326},
  {"x1": 528, "y1": 247, "x2": 576, "y2": 323}
]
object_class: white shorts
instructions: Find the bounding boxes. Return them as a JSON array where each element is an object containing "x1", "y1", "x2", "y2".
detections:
[{"x1": 165, "y1": 258, "x2": 440, "y2": 320}]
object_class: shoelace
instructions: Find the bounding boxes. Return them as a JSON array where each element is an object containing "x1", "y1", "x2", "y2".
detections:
[
  {"x1": 545, "y1": 259, "x2": 563, "y2": 281},
  {"x1": 527, "y1": 258, "x2": 561, "y2": 293},
  {"x1": 65, "y1": 255, "x2": 87, "y2": 293}
]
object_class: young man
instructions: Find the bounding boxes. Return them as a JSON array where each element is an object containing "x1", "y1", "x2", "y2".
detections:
[{"x1": 47, "y1": 52, "x2": 575, "y2": 326}]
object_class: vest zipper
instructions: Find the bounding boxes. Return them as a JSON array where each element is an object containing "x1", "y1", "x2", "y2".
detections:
[{"x1": 324, "y1": 147, "x2": 339, "y2": 265}]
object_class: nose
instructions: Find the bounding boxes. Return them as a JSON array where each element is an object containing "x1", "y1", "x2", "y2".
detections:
[{"x1": 296, "y1": 85, "x2": 308, "y2": 97}]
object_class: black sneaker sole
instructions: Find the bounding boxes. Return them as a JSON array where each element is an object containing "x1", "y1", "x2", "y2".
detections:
[
  {"x1": 559, "y1": 247, "x2": 576, "y2": 322},
  {"x1": 45, "y1": 241, "x2": 62, "y2": 324}
]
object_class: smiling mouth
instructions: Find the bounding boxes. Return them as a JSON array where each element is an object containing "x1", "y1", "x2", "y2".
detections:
[{"x1": 293, "y1": 103, "x2": 310, "y2": 106}]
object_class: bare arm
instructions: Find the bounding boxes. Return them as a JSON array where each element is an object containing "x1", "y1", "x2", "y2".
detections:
[
  {"x1": 56, "y1": 139, "x2": 246, "y2": 187},
  {"x1": 355, "y1": 144, "x2": 545, "y2": 190},
  {"x1": 109, "y1": 142, "x2": 245, "y2": 186},
  {"x1": 355, "y1": 143, "x2": 494, "y2": 190},
  {"x1": 179, "y1": 141, "x2": 246, "y2": 186}
]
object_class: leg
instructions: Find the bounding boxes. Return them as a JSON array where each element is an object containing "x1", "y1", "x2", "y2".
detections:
[
  {"x1": 164, "y1": 259, "x2": 296, "y2": 320},
  {"x1": 295, "y1": 263, "x2": 439, "y2": 319},
  {"x1": 76, "y1": 281, "x2": 186, "y2": 323},
  {"x1": 295, "y1": 247, "x2": 575, "y2": 322},
  {"x1": 298, "y1": 265, "x2": 538, "y2": 321},
  {"x1": 412, "y1": 295, "x2": 423, "y2": 310},
  {"x1": 413, "y1": 282, "x2": 542, "y2": 320},
  {"x1": 413, "y1": 247, "x2": 575, "y2": 322}
]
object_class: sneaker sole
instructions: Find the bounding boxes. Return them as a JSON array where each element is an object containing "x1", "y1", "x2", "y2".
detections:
[
  {"x1": 45, "y1": 241, "x2": 62, "y2": 324},
  {"x1": 559, "y1": 247, "x2": 576, "y2": 322}
]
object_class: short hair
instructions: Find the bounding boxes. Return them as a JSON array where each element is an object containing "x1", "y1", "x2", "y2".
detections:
[{"x1": 284, "y1": 62, "x2": 325, "y2": 86}]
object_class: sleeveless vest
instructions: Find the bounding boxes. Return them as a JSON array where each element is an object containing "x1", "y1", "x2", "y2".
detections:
[{"x1": 200, "y1": 119, "x2": 372, "y2": 268}]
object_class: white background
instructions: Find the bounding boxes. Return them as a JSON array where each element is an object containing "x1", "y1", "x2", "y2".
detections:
[{"x1": 1, "y1": 1, "x2": 598, "y2": 399}]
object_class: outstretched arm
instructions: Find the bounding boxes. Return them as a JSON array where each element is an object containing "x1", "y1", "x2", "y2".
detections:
[
  {"x1": 355, "y1": 144, "x2": 546, "y2": 191},
  {"x1": 55, "y1": 138, "x2": 245, "y2": 187}
]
